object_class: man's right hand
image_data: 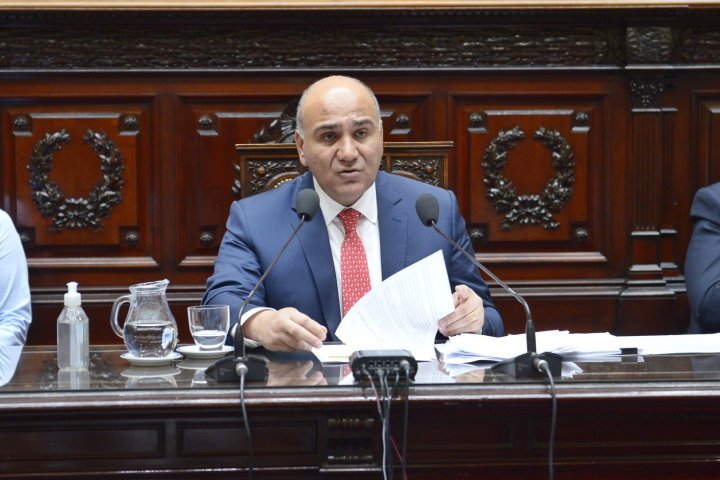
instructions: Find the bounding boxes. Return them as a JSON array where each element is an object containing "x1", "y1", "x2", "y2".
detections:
[{"x1": 242, "y1": 307, "x2": 327, "y2": 352}]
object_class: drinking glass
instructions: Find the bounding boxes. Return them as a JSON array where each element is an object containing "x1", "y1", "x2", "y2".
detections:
[{"x1": 187, "y1": 305, "x2": 230, "y2": 351}]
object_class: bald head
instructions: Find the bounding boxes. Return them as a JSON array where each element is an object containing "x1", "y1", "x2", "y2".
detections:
[
  {"x1": 295, "y1": 76, "x2": 381, "y2": 139},
  {"x1": 293, "y1": 75, "x2": 384, "y2": 206}
]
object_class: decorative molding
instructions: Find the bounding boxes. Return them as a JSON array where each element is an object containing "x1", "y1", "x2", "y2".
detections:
[
  {"x1": 122, "y1": 115, "x2": 139, "y2": 132},
  {"x1": 573, "y1": 111, "x2": 590, "y2": 129},
  {"x1": 390, "y1": 112, "x2": 411, "y2": 135},
  {"x1": 27, "y1": 256, "x2": 159, "y2": 268},
  {"x1": 468, "y1": 112, "x2": 487, "y2": 131},
  {"x1": 253, "y1": 100, "x2": 298, "y2": 144},
  {"x1": 679, "y1": 27, "x2": 720, "y2": 64},
  {"x1": 28, "y1": 129, "x2": 125, "y2": 231},
  {"x1": 326, "y1": 414, "x2": 375, "y2": 466},
  {"x1": 388, "y1": 156, "x2": 442, "y2": 187},
  {"x1": 574, "y1": 226, "x2": 589, "y2": 242},
  {"x1": 482, "y1": 126, "x2": 575, "y2": 231},
  {"x1": 13, "y1": 115, "x2": 30, "y2": 132},
  {"x1": 470, "y1": 225, "x2": 488, "y2": 244},
  {"x1": 197, "y1": 114, "x2": 214, "y2": 131},
  {"x1": 0, "y1": 1, "x2": 712, "y2": 9},
  {"x1": 626, "y1": 26, "x2": 673, "y2": 64},
  {"x1": 123, "y1": 230, "x2": 140, "y2": 247},
  {"x1": 243, "y1": 159, "x2": 300, "y2": 194},
  {"x1": 199, "y1": 230, "x2": 215, "y2": 247},
  {"x1": 629, "y1": 77, "x2": 665, "y2": 109},
  {"x1": 0, "y1": 25, "x2": 614, "y2": 70}
]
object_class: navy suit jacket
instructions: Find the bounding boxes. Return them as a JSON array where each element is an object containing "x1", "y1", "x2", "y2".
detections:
[
  {"x1": 203, "y1": 171, "x2": 504, "y2": 342},
  {"x1": 686, "y1": 182, "x2": 720, "y2": 333}
]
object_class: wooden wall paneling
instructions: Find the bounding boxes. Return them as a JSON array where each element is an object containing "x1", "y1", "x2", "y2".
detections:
[
  {"x1": 3, "y1": 96, "x2": 159, "y2": 271},
  {"x1": 176, "y1": 94, "x2": 302, "y2": 270},
  {"x1": 660, "y1": 110, "x2": 683, "y2": 291},
  {"x1": 376, "y1": 92, "x2": 434, "y2": 142},
  {"x1": 620, "y1": 74, "x2": 681, "y2": 334},
  {"x1": 2, "y1": 8, "x2": 718, "y2": 343},
  {"x1": 450, "y1": 75, "x2": 626, "y2": 333}
]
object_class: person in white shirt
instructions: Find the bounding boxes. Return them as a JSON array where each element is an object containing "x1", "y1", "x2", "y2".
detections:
[{"x1": 0, "y1": 209, "x2": 32, "y2": 346}]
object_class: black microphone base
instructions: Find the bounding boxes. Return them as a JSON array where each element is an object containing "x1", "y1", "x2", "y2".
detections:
[
  {"x1": 205, "y1": 355, "x2": 267, "y2": 383},
  {"x1": 490, "y1": 352, "x2": 563, "y2": 378}
]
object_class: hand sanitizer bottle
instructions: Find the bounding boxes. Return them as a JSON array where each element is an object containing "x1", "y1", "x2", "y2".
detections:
[{"x1": 57, "y1": 281, "x2": 90, "y2": 370}]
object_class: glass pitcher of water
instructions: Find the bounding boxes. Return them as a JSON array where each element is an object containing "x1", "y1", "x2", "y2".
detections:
[{"x1": 110, "y1": 279, "x2": 178, "y2": 358}]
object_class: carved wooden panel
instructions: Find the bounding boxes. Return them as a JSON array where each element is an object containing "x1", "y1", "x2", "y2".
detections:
[
  {"x1": 176, "y1": 96, "x2": 299, "y2": 268},
  {"x1": 2, "y1": 101, "x2": 156, "y2": 268},
  {"x1": 451, "y1": 82, "x2": 613, "y2": 268}
]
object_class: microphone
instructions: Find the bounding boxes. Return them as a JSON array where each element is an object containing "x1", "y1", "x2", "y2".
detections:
[
  {"x1": 415, "y1": 193, "x2": 562, "y2": 378},
  {"x1": 205, "y1": 188, "x2": 321, "y2": 382}
]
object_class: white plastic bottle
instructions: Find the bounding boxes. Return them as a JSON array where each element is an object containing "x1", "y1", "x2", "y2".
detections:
[{"x1": 57, "y1": 281, "x2": 90, "y2": 370}]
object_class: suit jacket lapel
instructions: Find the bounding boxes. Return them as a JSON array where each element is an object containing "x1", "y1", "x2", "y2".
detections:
[
  {"x1": 377, "y1": 173, "x2": 408, "y2": 279},
  {"x1": 293, "y1": 174, "x2": 342, "y2": 339}
]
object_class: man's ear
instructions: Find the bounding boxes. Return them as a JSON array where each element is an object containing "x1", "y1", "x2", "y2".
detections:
[{"x1": 295, "y1": 131, "x2": 308, "y2": 167}]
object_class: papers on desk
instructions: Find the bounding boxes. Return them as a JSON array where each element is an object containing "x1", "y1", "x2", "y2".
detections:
[
  {"x1": 323, "y1": 250, "x2": 454, "y2": 362},
  {"x1": 436, "y1": 330, "x2": 720, "y2": 365},
  {"x1": 616, "y1": 333, "x2": 720, "y2": 355}
]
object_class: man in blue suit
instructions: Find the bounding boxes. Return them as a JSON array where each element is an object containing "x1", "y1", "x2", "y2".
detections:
[
  {"x1": 686, "y1": 182, "x2": 720, "y2": 333},
  {"x1": 203, "y1": 75, "x2": 503, "y2": 352}
]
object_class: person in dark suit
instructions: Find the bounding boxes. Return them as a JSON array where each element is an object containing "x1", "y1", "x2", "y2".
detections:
[
  {"x1": 686, "y1": 182, "x2": 720, "y2": 333},
  {"x1": 202, "y1": 75, "x2": 503, "y2": 352}
]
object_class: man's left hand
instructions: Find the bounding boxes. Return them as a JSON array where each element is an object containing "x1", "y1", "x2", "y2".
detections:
[{"x1": 438, "y1": 284, "x2": 485, "y2": 336}]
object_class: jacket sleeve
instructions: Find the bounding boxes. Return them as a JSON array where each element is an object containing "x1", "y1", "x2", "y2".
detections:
[{"x1": 685, "y1": 184, "x2": 720, "y2": 333}]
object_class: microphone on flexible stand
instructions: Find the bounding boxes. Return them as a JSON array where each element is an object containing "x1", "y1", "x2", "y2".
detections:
[
  {"x1": 414, "y1": 193, "x2": 562, "y2": 378},
  {"x1": 205, "y1": 188, "x2": 321, "y2": 382}
]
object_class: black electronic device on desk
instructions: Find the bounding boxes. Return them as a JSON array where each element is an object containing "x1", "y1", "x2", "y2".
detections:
[{"x1": 350, "y1": 349, "x2": 418, "y2": 384}]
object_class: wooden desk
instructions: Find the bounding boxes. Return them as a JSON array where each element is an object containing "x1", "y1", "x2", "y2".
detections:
[{"x1": 1, "y1": 346, "x2": 720, "y2": 479}]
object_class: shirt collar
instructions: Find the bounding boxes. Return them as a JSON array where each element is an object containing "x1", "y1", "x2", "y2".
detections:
[{"x1": 312, "y1": 178, "x2": 378, "y2": 226}]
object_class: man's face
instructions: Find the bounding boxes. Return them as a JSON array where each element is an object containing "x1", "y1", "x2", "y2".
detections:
[{"x1": 296, "y1": 80, "x2": 383, "y2": 206}]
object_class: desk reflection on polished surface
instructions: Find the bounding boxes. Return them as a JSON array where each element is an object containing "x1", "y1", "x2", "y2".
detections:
[{"x1": 1, "y1": 345, "x2": 720, "y2": 479}]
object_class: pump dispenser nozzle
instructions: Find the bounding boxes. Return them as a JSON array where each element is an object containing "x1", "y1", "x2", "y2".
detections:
[{"x1": 64, "y1": 281, "x2": 81, "y2": 307}]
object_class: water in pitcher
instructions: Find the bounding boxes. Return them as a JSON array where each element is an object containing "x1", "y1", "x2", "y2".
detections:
[{"x1": 123, "y1": 320, "x2": 177, "y2": 357}]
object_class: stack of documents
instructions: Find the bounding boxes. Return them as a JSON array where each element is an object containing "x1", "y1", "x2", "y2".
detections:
[{"x1": 436, "y1": 331, "x2": 720, "y2": 365}]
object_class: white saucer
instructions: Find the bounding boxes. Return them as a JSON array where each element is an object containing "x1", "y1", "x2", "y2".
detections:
[
  {"x1": 176, "y1": 344, "x2": 233, "y2": 359},
  {"x1": 120, "y1": 351, "x2": 182, "y2": 366}
]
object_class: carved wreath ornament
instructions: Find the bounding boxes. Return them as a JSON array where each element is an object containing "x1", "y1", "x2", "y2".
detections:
[
  {"x1": 482, "y1": 126, "x2": 575, "y2": 230},
  {"x1": 28, "y1": 129, "x2": 125, "y2": 231}
]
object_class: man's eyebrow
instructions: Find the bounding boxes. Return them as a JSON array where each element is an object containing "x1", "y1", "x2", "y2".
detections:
[
  {"x1": 313, "y1": 122, "x2": 340, "y2": 135},
  {"x1": 352, "y1": 118, "x2": 375, "y2": 128},
  {"x1": 312, "y1": 117, "x2": 375, "y2": 135}
]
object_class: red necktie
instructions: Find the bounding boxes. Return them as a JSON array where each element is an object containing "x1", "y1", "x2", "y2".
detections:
[{"x1": 339, "y1": 208, "x2": 371, "y2": 317}]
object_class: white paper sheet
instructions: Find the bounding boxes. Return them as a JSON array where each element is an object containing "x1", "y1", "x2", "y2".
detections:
[{"x1": 333, "y1": 250, "x2": 455, "y2": 361}]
